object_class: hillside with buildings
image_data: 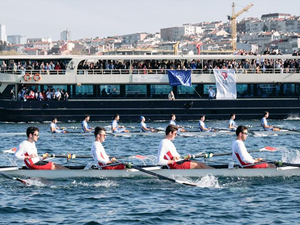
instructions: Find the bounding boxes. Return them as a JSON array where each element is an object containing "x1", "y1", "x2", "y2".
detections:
[{"x1": 0, "y1": 13, "x2": 300, "y2": 55}]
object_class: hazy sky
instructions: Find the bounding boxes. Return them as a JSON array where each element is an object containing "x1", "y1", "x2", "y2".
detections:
[{"x1": 1, "y1": 0, "x2": 299, "y2": 41}]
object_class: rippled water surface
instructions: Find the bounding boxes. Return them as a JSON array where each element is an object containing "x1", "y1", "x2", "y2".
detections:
[{"x1": 1, "y1": 118, "x2": 300, "y2": 224}]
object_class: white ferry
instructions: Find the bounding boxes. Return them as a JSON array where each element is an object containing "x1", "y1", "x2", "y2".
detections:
[{"x1": 0, "y1": 55, "x2": 299, "y2": 122}]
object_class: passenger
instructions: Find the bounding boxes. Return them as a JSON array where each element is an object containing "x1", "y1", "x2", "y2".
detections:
[
  {"x1": 261, "y1": 111, "x2": 280, "y2": 131},
  {"x1": 157, "y1": 125, "x2": 212, "y2": 169},
  {"x1": 14, "y1": 127, "x2": 66, "y2": 170},
  {"x1": 168, "y1": 91, "x2": 175, "y2": 101},
  {"x1": 111, "y1": 114, "x2": 129, "y2": 133},
  {"x1": 169, "y1": 114, "x2": 186, "y2": 132},
  {"x1": 50, "y1": 117, "x2": 68, "y2": 133},
  {"x1": 208, "y1": 86, "x2": 216, "y2": 100},
  {"x1": 140, "y1": 116, "x2": 157, "y2": 132},
  {"x1": 82, "y1": 115, "x2": 93, "y2": 133},
  {"x1": 198, "y1": 115, "x2": 214, "y2": 132},
  {"x1": 232, "y1": 125, "x2": 275, "y2": 168},
  {"x1": 91, "y1": 127, "x2": 125, "y2": 170},
  {"x1": 229, "y1": 113, "x2": 238, "y2": 131}
]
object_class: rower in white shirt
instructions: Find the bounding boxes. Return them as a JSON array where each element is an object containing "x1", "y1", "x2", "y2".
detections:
[
  {"x1": 50, "y1": 117, "x2": 67, "y2": 133},
  {"x1": 140, "y1": 116, "x2": 157, "y2": 132},
  {"x1": 198, "y1": 115, "x2": 214, "y2": 132},
  {"x1": 157, "y1": 124, "x2": 212, "y2": 169},
  {"x1": 91, "y1": 126, "x2": 125, "y2": 170},
  {"x1": 111, "y1": 114, "x2": 129, "y2": 133},
  {"x1": 232, "y1": 125, "x2": 275, "y2": 168},
  {"x1": 82, "y1": 115, "x2": 93, "y2": 133}
]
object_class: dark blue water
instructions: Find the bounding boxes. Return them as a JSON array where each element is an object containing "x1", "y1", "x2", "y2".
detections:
[{"x1": 1, "y1": 118, "x2": 300, "y2": 224}]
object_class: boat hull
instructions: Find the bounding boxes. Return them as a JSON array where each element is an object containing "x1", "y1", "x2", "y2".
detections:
[{"x1": 2, "y1": 166, "x2": 300, "y2": 179}]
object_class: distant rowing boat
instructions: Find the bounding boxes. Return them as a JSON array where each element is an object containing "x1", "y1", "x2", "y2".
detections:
[
  {"x1": 1, "y1": 164, "x2": 300, "y2": 179},
  {"x1": 251, "y1": 129, "x2": 300, "y2": 136}
]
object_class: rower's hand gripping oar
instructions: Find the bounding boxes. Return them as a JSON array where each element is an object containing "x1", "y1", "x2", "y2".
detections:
[
  {"x1": 0, "y1": 171, "x2": 28, "y2": 185},
  {"x1": 130, "y1": 165, "x2": 197, "y2": 187}
]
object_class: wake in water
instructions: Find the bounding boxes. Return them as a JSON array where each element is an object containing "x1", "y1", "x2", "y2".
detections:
[
  {"x1": 281, "y1": 149, "x2": 300, "y2": 163},
  {"x1": 71, "y1": 180, "x2": 119, "y2": 188},
  {"x1": 175, "y1": 174, "x2": 220, "y2": 188}
]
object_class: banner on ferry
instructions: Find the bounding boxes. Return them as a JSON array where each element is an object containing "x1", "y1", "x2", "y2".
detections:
[
  {"x1": 213, "y1": 69, "x2": 237, "y2": 99},
  {"x1": 167, "y1": 70, "x2": 192, "y2": 87}
]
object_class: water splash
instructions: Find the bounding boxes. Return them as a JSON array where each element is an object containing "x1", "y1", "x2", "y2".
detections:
[
  {"x1": 24, "y1": 178, "x2": 46, "y2": 187},
  {"x1": 71, "y1": 180, "x2": 119, "y2": 188},
  {"x1": 282, "y1": 149, "x2": 300, "y2": 163},
  {"x1": 178, "y1": 174, "x2": 220, "y2": 188}
]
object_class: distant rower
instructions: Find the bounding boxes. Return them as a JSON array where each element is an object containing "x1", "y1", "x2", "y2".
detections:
[
  {"x1": 50, "y1": 117, "x2": 68, "y2": 133},
  {"x1": 140, "y1": 116, "x2": 157, "y2": 132},
  {"x1": 198, "y1": 115, "x2": 214, "y2": 132},
  {"x1": 169, "y1": 114, "x2": 186, "y2": 132},
  {"x1": 82, "y1": 115, "x2": 93, "y2": 133},
  {"x1": 112, "y1": 114, "x2": 129, "y2": 133},
  {"x1": 228, "y1": 113, "x2": 238, "y2": 131},
  {"x1": 261, "y1": 111, "x2": 280, "y2": 131}
]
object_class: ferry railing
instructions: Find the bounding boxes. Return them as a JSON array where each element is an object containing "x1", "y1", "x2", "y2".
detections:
[
  {"x1": 75, "y1": 67, "x2": 298, "y2": 75},
  {"x1": 0, "y1": 69, "x2": 66, "y2": 75}
]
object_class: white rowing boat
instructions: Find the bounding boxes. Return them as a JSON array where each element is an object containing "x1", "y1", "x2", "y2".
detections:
[
  {"x1": 251, "y1": 129, "x2": 300, "y2": 136},
  {"x1": 1, "y1": 164, "x2": 300, "y2": 179}
]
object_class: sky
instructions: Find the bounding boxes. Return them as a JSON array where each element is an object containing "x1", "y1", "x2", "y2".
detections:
[{"x1": 1, "y1": 0, "x2": 300, "y2": 41}]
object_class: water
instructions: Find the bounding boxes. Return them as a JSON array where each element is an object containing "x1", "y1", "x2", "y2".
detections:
[{"x1": 1, "y1": 119, "x2": 300, "y2": 224}]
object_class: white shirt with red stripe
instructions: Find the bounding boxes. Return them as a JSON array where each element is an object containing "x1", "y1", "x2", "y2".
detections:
[
  {"x1": 232, "y1": 140, "x2": 255, "y2": 167},
  {"x1": 157, "y1": 139, "x2": 180, "y2": 165},
  {"x1": 14, "y1": 140, "x2": 42, "y2": 166},
  {"x1": 91, "y1": 141, "x2": 109, "y2": 165}
]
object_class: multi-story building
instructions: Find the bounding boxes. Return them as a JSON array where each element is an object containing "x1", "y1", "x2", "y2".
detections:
[
  {"x1": 0, "y1": 24, "x2": 7, "y2": 42},
  {"x1": 121, "y1": 33, "x2": 149, "y2": 45},
  {"x1": 7, "y1": 35, "x2": 26, "y2": 44},
  {"x1": 61, "y1": 29, "x2": 71, "y2": 41}
]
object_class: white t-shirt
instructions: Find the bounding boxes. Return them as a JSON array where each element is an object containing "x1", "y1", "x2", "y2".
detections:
[
  {"x1": 91, "y1": 141, "x2": 109, "y2": 165},
  {"x1": 232, "y1": 139, "x2": 255, "y2": 166},
  {"x1": 14, "y1": 140, "x2": 42, "y2": 165},
  {"x1": 157, "y1": 139, "x2": 180, "y2": 165}
]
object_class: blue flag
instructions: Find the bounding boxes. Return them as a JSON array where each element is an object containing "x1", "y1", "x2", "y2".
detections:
[{"x1": 167, "y1": 70, "x2": 192, "y2": 87}]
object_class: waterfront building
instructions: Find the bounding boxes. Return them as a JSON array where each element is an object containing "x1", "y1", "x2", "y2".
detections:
[{"x1": 0, "y1": 24, "x2": 7, "y2": 42}]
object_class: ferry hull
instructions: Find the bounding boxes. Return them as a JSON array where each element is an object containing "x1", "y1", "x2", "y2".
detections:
[{"x1": 0, "y1": 98, "x2": 300, "y2": 122}]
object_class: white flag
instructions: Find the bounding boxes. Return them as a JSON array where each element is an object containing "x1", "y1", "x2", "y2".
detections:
[{"x1": 213, "y1": 69, "x2": 237, "y2": 99}]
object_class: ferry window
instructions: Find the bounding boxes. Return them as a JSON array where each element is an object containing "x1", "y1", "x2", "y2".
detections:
[
  {"x1": 150, "y1": 85, "x2": 171, "y2": 95},
  {"x1": 44, "y1": 85, "x2": 67, "y2": 91},
  {"x1": 99, "y1": 85, "x2": 120, "y2": 96},
  {"x1": 76, "y1": 85, "x2": 93, "y2": 97},
  {"x1": 125, "y1": 85, "x2": 146, "y2": 97},
  {"x1": 178, "y1": 85, "x2": 197, "y2": 95}
]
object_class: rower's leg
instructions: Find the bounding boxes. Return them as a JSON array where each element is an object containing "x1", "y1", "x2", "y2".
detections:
[{"x1": 190, "y1": 161, "x2": 214, "y2": 169}]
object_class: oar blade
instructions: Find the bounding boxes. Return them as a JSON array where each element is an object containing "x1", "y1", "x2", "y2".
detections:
[{"x1": 262, "y1": 146, "x2": 277, "y2": 151}]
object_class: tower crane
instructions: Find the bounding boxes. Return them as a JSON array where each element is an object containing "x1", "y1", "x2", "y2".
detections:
[{"x1": 228, "y1": 2, "x2": 253, "y2": 51}]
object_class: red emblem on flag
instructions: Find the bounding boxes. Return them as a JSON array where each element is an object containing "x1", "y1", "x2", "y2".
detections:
[{"x1": 221, "y1": 72, "x2": 228, "y2": 80}]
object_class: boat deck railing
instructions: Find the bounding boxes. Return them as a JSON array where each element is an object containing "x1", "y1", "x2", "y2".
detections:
[{"x1": 0, "y1": 68, "x2": 299, "y2": 76}]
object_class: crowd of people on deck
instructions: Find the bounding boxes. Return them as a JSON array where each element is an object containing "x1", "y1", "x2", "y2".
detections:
[
  {"x1": 16, "y1": 87, "x2": 69, "y2": 101},
  {"x1": 13, "y1": 111, "x2": 279, "y2": 172},
  {"x1": 0, "y1": 60, "x2": 68, "y2": 75}
]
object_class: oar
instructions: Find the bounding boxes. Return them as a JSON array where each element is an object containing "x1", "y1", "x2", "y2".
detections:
[
  {"x1": 190, "y1": 146, "x2": 277, "y2": 159},
  {"x1": 0, "y1": 171, "x2": 28, "y2": 185},
  {"x1": 2, "y1": 147, "x2": 17, "y2": 154},
  {"x1": 130, "y1": 165, "x2": 197, "y2": 187},
  {"x1": 280, "y1": 127, "x2": 300, "y2": 133},
  {"x1": 43, "y1": 154, "x2": 148, "y2": 160}
]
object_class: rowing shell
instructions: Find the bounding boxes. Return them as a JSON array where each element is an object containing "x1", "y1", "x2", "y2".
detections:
[
  {"x1": 1, "y1": 165, "x2": 300, "y2": 179},
  {"x1": 251, "y1": 130, "x2": 300, "y2": 136}
]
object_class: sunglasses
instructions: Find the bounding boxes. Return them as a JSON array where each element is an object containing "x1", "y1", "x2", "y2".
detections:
[
  {"x1": 33, "y1": 133, "x2": 39, "y2": 137},
  {"x1": 242, "y1": 132, "x2": 248, "y2": 135}
]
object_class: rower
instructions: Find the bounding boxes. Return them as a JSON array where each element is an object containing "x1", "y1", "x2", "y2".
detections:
[
  {"x1": 157, "y1": 124, "x2": 212, "y2": 169},
  {"x1": 91, "y1": 126, "x2": 125, "y2": 170},
  {"x1": 169, "y1": 114, "x2": 186, "y2": 132},
  {"x1": 228, "y1": 113, "x2": 238, "y2": 131},
  {"x1": 111, "y1": 114, "x2": 129, "y2": 133},
  {"x1": 198, "y1": 115, "x2": 214, "y2": 132},
  {"x1": 14, "y1": 127, "x2": 66, "y2": 170},
  {"x1": 140, "y1": 116, "x2": 157, "y2": 132},
  {"x1": 232, "y1": 125, "x2": 275, "y2": 168},
  {"x1": 82, "y1": 115, "x2": 93, "y2": 133},
  {"x1": 50, "y1": 117, "x2": 68, "y2": 133},
  {"x1": 261, "y1": 111, "x2": 280, "y2": 131}
]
